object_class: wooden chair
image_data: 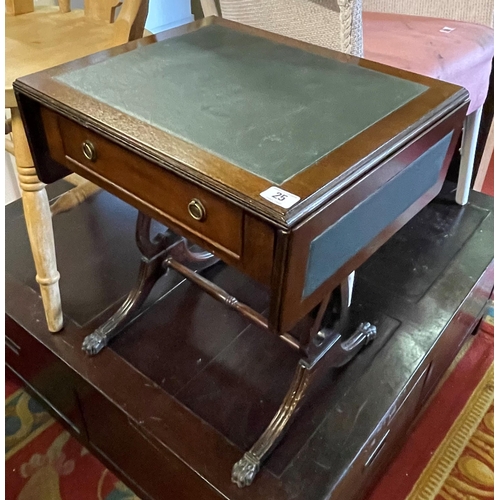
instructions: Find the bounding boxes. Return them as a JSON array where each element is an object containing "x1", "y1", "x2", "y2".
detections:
[
  {"x1": 5, "y1": 0, "x2": 149, "y2": 332},
  {"x1": 202, "y1": 1, "x2": 494, "y2": 208},
  {"x1": 362, "y1": 0, "x2": 494, "y2": 206}
]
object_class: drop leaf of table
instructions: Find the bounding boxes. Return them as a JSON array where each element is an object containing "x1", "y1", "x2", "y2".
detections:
[{"x1": 13, "y1": 16, "x2": 469, "y2": 487}]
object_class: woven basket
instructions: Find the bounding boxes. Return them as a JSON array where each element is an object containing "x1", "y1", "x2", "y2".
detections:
[{"x1": 201, "y1": 0, "x2": 364, "y2": 57}]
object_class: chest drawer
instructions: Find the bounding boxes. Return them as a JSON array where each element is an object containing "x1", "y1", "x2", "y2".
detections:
[
  {"x1": 41, "y1": 107, "x2": 243, "y2": 260},
  {"x1": 5, "y1": 316, "x2": 87, "y2": 437},
  {"x1": 79, "y1": 382, "x2": 224, "y2": 500}
]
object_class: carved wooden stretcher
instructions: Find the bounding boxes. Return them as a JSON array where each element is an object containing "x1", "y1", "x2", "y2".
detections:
[{"x1": 13, "y1": 17, "x2": 468, "y2": 487}]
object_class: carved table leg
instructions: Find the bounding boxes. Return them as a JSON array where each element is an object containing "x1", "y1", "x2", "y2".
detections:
[
  {"x1": 83, "y1": 213, "x2": 219, "y2": 355},
  {"x1": 11, "y1": 107, "x2": 63, "y2": 332},
  {"x1": 232, "y1": 360, "x2": 312, "y2": 487},
  {"x1": 82, "y1": 213, "x2": 169, "y2": 355},
  {"x1": 232, "y1": 276, "x2": 377, "y2": 487},
  {"x1": 307, "y1": 276, "x2": 376, "y2": 365},
  {"x1": 318, "y1": 321, "x2": 377, "y2": 369},
  {"x1": 82, "y1": 255, "x2": 166, "y2": 355}
]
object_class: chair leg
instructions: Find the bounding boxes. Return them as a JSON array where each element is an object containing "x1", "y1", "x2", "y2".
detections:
[
  {"x1": 456, "y1": 106, "x2": 483, "y2": 205},
  {"x1": 11, "y1": 108, "x2": 63, "y2": 332},
  {"x1": 50, "y1": 174, "x2": 101, "y2": 216}
]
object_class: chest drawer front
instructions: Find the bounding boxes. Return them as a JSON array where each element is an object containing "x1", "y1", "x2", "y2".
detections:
[
  {"x1": 6, "y1": 316, "x2": 86, "y2": 437},
  {"x1": 79, "y1": 384, "x2": 225, "y2": 500},
  {"x1": 42, "y1": 108, "x2": 243, "y2": 259}
]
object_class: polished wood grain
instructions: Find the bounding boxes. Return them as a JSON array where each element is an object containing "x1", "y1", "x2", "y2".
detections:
[
  {"x1": 13, "y1": 26, "x2": 471, "y2": 469},
  {"x1": 32, "y1": 98, "x2": 468, "y2": 332},
  {"x1": 14, "y1": 16, "x2": 468, "y2": 223},
  {"x1": 276, "y1": 109, "x2": 466, "y2": 332},
  {"x1": 15, "y1": 17, "x2": 469, "y2": 336},
  {"x1": 39, "y1": 105, "x2": 276, "y2": 285},
  {"x1": 5, "y1": 182, "x2": 494, "y2": 499},
  {"x1": 52, "y1": 108, "x2": 245, "y2": 258}
]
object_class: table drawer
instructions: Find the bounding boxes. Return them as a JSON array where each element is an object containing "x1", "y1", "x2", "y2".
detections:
[{"x1": 41, "y1": 107, "x2": 243, "y2": 260}]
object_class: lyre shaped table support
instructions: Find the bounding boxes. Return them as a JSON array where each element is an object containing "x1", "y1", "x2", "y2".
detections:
[
  {"x1": 82, "y1": 211, "x2": 219, "y2": 355},
  {"x1": 82, "y1": 212, "x2": 377, "y2": 487},
  {"x1": 231, "y1": 290, "x2": 377, "y2": 487}
]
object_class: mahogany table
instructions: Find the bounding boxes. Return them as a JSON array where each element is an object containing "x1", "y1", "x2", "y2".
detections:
[
  {"x1": 6, "y1": 182, "x2": 494, "y2": 500},
  {"x1": 14, "y1": 16, "x2": 469, "y2": 486}
]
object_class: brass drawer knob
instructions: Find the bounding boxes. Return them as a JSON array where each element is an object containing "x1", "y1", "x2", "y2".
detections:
[
  {"x1": 188, "y1": 199, "x2": 206, "y2": 221},
  {"x1": 82, "y1": 140, "x2": 97, "y2": 162}
]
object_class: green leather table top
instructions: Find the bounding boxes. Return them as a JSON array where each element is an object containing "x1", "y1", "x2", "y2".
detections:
[{"x1": 56, "y1": 24, "x2": 428, "y2": 185}]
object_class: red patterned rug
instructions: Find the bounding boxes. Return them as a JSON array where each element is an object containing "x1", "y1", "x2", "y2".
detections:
[
  {"x1": 5, "y1": 374, "x2": 140, "y2": 499},
  {"x1": 366, "y1": 301, "x2": 494, "y2": 500},
  {"x1": 5, "y1": 303, "x2": 493, "y2": 499}
]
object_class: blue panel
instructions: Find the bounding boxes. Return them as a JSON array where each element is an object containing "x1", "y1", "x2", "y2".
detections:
[{"x1": 303, "y1": 132, "x2": 453, "y2": 298}]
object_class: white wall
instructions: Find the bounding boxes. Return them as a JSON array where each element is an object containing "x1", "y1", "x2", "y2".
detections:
[
  {"x1": 5, "y1": 0, "x2": 193, "y2": 205},
  {"x1": 146, "y1": 0, "x2": 193, "y2": 33},
  {"x1": 55, "y1": 0, "x2": 194, "y2": 33},
  {"x1": 5, "y1": 152, "x2": 21, "y2": 205}
]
